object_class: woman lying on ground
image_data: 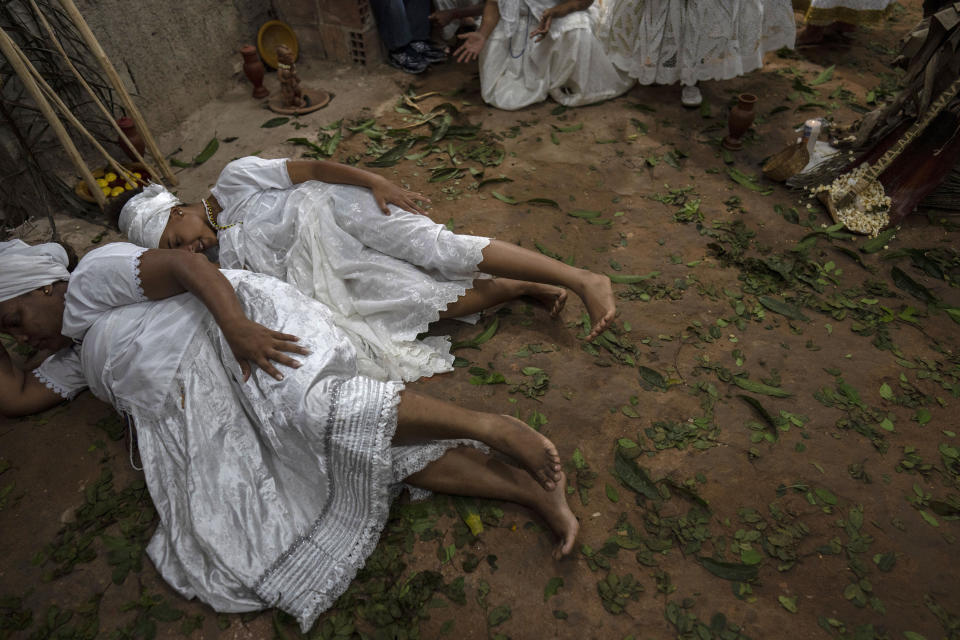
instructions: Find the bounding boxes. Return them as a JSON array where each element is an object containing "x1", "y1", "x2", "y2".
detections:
[
  {"x1": 0, "y1": 239, "x2": 578, "y2": 632},
  {"x1": 118, "y1": 156, "x2": 615, "y2": 382},
  {"x1": 453, "y1": 0, "x2": 635, "y2": 110}
]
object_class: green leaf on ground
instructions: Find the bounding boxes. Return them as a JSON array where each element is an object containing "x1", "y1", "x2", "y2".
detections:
[
  {"x1": 810, "y1": 64, "x2": 835, "y2": 86},
  {"x1": 608, "y1": 271, "x2": 660, "y2": 284},
  {"x1": 568, "y1": 209, "x2": 601, "y2": 219},
  {"x1": 778, "y1": 595, "x2": 799, "y2": 613},
  {"x1": 544, "y1": 577, "x2": 564, "y2": 601},
  {"x1": 758, "y1": 296, "x2": 809, "y2": 322},
  {"x1": 192, "y1": 138, "x2": 219, "y2": 165},
  {"x1": 733, "y1": 377, "x2": 792, "y2": 398},
  {"x1": 697, "y1": 557, "x2": 759, "y2": 582},
  {"x1": 613, "y1": 448, "x2": 660, "y2": 500},
  {"x1": 261, "y1": 117, "x2": 289, "y2": 128},
  {"x1": 451, "y1": 317, "x2": 499, "y2": 350},
  {"x1": 487, "y1": 605, "x2": 511, "y2": 627}
]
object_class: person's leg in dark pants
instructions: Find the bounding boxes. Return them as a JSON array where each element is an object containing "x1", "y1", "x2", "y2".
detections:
[{"x1": 369, "y1": 0, "x2": 446, "y2": 73}]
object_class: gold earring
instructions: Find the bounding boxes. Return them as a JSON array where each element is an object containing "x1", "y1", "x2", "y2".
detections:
[{"x1": 43, "y1": 286, "x2": 52, "y2": 295}]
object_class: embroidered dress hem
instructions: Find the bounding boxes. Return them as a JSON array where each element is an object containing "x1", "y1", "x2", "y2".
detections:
[
  {"x1": 252, "y1": 377, "x2": 402, "y2": 630},
  {"x1": 794, "y1": 1, "x2": 895, "y2": 26}
]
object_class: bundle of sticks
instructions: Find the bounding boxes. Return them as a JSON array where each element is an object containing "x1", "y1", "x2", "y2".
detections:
[{"x1": 0, "y1": 0, "x2": 176, "y2": 212}]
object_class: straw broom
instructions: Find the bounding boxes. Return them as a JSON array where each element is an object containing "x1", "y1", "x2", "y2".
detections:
[{"x1": 0, "y1": 25, "x2": 106, "y2": 208}]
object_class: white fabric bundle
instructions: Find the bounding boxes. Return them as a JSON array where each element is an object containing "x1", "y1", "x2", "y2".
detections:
[
  {"x1": 0, "y1": 239, "x2": 70, "y2": 303},
  {"x1": 119, "y1": 183, "x2": 178, "y2": 248}
]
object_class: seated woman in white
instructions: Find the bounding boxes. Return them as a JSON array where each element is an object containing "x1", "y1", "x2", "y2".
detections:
[
  {"x1": 597, "y1": 0, "x2": 796, "y2": 107},
  {"x1": 453, "y1": 0, "x2": 635, "y2": 111},
  {"x1": 119, "y1": 156, "x2": 616, "y2": 383},
  {"x1": 0, "y1": 239, "x2": 577, "y2": 632}
]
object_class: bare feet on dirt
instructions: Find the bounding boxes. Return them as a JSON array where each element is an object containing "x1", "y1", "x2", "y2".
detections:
[
  {"x1": 578, "y1": 272, "x2": 616, "y2": 341},
  {"x1": 523, "y1": 282, "x2": 567, "y2": 317},
  {"x1": 493, "y1": 415, "x2": 563, "y2": 490},
  {"x1": 535, "y1": 471, "x2": 579, "y2": 559}
]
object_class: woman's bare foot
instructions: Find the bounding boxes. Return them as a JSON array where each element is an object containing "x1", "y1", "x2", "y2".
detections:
[
  {"x1": 522, "y1": 282, "x2": 567, "y2": 317},
  {"x1": 577, "y1": 272, "x2": 616, "y2": 341},
  {"x1": 490, "y1": 415, "x2": 563, "y2": 490},
  {"x1": 534, "y1": 471, "x2": 579, "y2": 559}
]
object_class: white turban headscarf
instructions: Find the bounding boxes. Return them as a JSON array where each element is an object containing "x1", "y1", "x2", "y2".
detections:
[
  {"x1": 0, "y1": 240, "x2": 70, "y2": 303},
  {"x1": 119, "y1": 183, "x2": 178, "y2": 248}
]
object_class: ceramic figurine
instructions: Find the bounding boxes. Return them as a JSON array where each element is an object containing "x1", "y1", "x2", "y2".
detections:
[{"x1": 277, "y1": 44, "x2": 306, "y2": 108}]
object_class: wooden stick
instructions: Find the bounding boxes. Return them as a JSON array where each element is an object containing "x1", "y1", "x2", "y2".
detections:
[
  {"x1": 27, "y1": 0, "x2": 166, "y2": 186},
  {"x1": 56, "y1": 0, "x2": 178, "y2": 186},
  {"x1": 0, "y1": 26, "x2": 106, "y2": 208},
  {"x1": 11, "y1": 39, "x2": 136, "y2": 190}
]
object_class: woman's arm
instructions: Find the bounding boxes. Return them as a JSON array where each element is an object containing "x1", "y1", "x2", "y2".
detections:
[
  {"x1": 138, "y1": 250, "x2": 308, "y2": 381},
  {"x1": 530, "y1": 0, "x2": 593, "y2": 41},
  {"x1": 454, "y1": 0, "x2": 501, "y2": 63},
  {"x1": 286, "y1": 160, "x2": 430, "y2": 215},
  {"x1": 0, "y1": 344, "x2": 65, "y2": 418},
  {"x1": 430, "y1": 3, "x2": 484, "y2": 26}
]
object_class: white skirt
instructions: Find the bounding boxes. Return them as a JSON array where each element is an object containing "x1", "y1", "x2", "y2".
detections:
[
  {"x1": 221, "y1": 182, "x2": 492, "y2": 383},
  {"x1": 598, "y1": 0, "x2": 797, "y2": 86},
  {"x1": 480, "y1": 3, "x2": 634, "y2": 110},
  {"x1": 135, "y1": 275, "x2": 480, "y2": 631}
]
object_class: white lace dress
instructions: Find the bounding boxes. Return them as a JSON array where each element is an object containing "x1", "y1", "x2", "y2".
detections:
[
  {"x1": 479, "y1": 0, "x2": 635, "y2": 111},
  {"x1": 211, "y1": 156, "x2": 490, "y2": 383},
  {"x1": 34, "y1": 242, "x2": 478, "y2": 632},
  {"x1": 597, "y1": 0, "x2": 797, "y2": 86}
]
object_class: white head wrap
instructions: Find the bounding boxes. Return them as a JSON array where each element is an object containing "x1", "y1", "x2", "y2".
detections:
[
  {"x1": 0, "y1": 240, "x2": 70, "y2": 303},
  {"x1": 119, "y1": 183, "x2": 178, "y2": 248}
]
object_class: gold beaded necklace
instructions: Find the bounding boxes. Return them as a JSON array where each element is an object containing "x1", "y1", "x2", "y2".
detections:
[{"x1": 202, "y1": 196, "x2": 240, "y2": 231}]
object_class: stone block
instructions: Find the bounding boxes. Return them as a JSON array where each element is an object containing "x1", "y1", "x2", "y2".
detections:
[
  {"x1": 318, "y1": 23, "x2": 381, "y2": 65},
  {"x1": 320, "y1": 0, "x2": 372, "y2": 30}
]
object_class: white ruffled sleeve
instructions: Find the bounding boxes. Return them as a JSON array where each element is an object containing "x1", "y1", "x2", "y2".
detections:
[
  {"x1": 210, "y1": 156, "x2": 293, "y2": 210},
  {"x1": 61, "y1": 242, "x2": 149, "y2": 342},
  {"x1": 33, "y1": 346, "x2": 86, "y2": 399}
]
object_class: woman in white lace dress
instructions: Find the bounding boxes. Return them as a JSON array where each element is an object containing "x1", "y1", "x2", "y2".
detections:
[
  {"x1": 597, "y1": 0, "x2": 797, "y2": 106},
  {"x1": 0, "y1": 239, "x2": 578, "y2": 631},
  {"x1": 453, "y1": 0, "x2": 635, "y2": 110},
  {"x1": 119, "y1": 156, "x2": 616, "y2": 383}
]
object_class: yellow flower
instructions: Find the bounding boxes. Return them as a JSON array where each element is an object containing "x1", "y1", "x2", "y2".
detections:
[
  {"x1": 105, "y1": 172, "x2": 118, "y2": 182},
  {"x1": 110, "y1": 186, "x2": 125, "y2": 197}
]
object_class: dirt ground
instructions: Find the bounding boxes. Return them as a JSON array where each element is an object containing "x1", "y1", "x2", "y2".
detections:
[{"x1": 3, "y1": 2, "x2": 960, "y2": 638}]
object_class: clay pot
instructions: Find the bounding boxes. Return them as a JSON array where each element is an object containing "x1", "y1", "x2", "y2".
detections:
[
  {"x1": 241, "y1": 45, "x2": 269, "y2": 99},
  {"x1": 116, "y1": 116, "x2": 145, "y2": 162},
  {"x1": 722, "y1": 93, "x2": 758, "y2": 151}
]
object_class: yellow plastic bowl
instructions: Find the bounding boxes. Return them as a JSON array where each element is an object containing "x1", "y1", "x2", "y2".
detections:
[{"x1": 257, "y1": 20, "x2": 298, "y2": 69}]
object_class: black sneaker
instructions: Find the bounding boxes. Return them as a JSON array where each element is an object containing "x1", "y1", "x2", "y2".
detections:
[
  {"x1": 409, "y1": 40, "x2": 447, "y2": 64},
  {"x1": 388, "y1": 48, "x2": 428, "y2": 74}
]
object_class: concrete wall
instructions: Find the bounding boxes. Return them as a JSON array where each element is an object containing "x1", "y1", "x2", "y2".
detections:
[{"x1": 74, "y1": 0, "x2": 273, "y2": 134}]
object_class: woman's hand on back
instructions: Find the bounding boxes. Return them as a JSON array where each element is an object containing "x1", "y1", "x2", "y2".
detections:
[
  {"x1": 139, "y1": 249, "x2": 309, "y2": 381},
  {"x1": 371, "y1": 176, "x2": 430, "y2": 216},
  {"x1": 220, "y1": 317, "x2": 309, "y2": 382}
]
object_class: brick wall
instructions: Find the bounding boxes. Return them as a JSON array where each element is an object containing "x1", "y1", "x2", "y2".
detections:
[{"x1": 273, "y1": 0, "x2": 381, "y2": 66}]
